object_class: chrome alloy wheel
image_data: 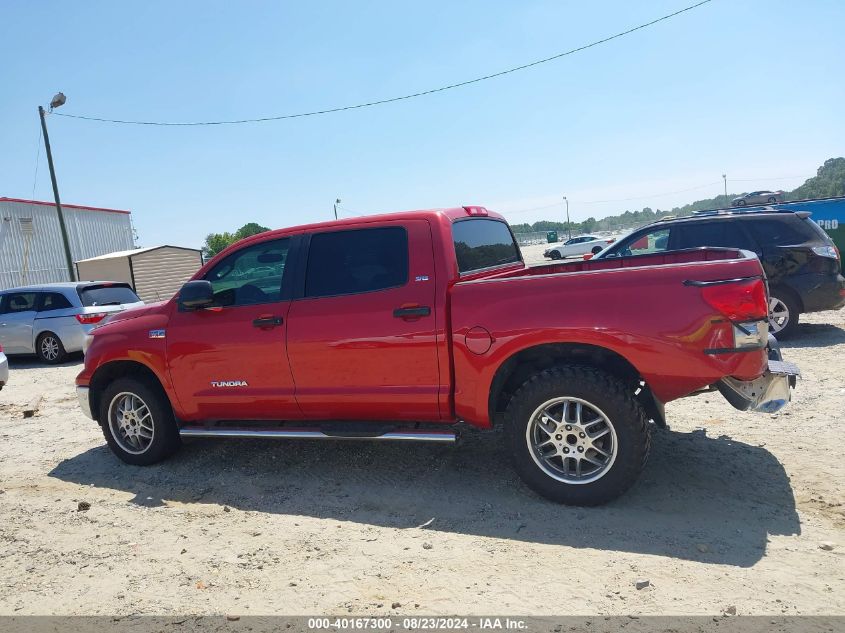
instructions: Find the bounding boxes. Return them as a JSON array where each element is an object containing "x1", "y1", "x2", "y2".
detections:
[
  {"x1": 40, "y1": 336, "x2": 60, "y2": 361},
  {"x1": 526, "y1": 397, "x2": 618, "y2": 484},
  {"x1": 108, "y1": 392, "x2": 155, "y2": 454},
  {"x1": 768, "y1": 297, "x2": 790, "y2": 334}
]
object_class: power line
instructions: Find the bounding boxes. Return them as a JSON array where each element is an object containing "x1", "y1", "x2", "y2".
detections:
[
  {"x1": 578, "y1": 181, "x2": 722, "y2": 204},
  {"x1": 53, "y1": 0, "x2": 713, "y2": 127},
  {"x1": 731, "y1": 174, "x2": 810, "y2": 182},
  {"x1": 500, "y1": 173, "x2": 814, "y2": 216},
  {"x1": 500, "y1": 181, "x2": 721, "y2": 215}
]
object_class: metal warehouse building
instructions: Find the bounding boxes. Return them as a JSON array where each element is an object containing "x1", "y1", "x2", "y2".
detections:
[
  {"x1": 0, "y1": 197, "x2": 134, "y2": 290},
  {"x1": 76, "y1": 246, "x2": 203, "y2": 303}
]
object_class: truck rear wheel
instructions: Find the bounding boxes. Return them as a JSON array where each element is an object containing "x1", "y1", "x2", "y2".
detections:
[
  {"x1": 504, "y1": 365, "x2": 650, "y2": 505},
  {"x1": 99, "y1": 377, "x2": 181, "y2": 466}
]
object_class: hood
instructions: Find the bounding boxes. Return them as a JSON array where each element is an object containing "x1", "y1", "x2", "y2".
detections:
[{"x1": 100, "y1": 300, "x2": 169, "y2": 326}]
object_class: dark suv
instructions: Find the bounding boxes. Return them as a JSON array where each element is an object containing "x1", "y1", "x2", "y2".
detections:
[{"x1": 594, "y1": 209, "x2": 845, "y2": 338}]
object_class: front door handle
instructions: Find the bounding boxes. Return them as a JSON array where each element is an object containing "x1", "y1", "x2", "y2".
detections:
[
  {"x1": 393, "y1": 306, "x2": 431, "y2": 318},
  {"x1": 252, "y1": 316, "x2": 283, "y2": 328}
]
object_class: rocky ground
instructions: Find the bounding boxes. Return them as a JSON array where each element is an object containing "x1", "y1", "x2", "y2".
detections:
[{"x1": 0, "y1": 276, "x2": 843, "y2": 615}]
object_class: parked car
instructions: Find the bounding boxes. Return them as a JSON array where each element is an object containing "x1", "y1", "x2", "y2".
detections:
[
  {"x1": 77, "y1": 206, "x2": 798, "y2": 506},
  {"x1": 0, "y1": 282, "x2": 143, "y2": 364},
  {"x1": 731, "y1": 190, "x2": 785, "y2": 206},
  {"x1": 0, "y1": 345, "x2": 7, "y2": 390},
  {"x1": 544, "y1": 235, "x2": 614, "y2": 259},
  {"x1": 593, "y1": 209, "x2": 845, "y2": 338}
]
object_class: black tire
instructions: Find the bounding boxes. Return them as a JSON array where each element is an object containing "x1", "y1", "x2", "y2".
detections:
[
  {"x1": 550, "y1": 250, "x2": 562, "y2": 260},
  {"x1": 99, "y1": 377, "x2": 181, "y2": 465},
  {"x1": 767, "y1": 197, "x2": 777, "y2": 204},
  {"x1": 736, "y1": 199, "x2": 747, "y2": 206},
  {"x1": 591, "y1": 245, "x2": 603, "y2": 254},
  {"x1": 36, "y1": 332, "x2": 67, "y2": 364},
  {"x1": 768, "y1": 290, "x2": 800, "y2": 340},
  {"x1": 504, "y1": 365, "x2": 651, "y2": 506}
]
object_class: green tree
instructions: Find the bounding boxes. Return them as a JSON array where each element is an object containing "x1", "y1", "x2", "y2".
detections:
[
  {"x1": 203, "y1": 222, "x2": 271, "y2": 258},
  {"x1": 788, "y1": 157, "x2": 845, "y2": 201}
]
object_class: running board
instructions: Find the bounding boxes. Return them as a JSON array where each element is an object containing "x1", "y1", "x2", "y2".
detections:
[{"x1": 179, "y1": 426, "x2": 457, "y2": 443}]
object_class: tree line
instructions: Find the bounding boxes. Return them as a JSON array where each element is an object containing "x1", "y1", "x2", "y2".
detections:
[{"x1": 511, "y1": 157, "x2": 845, "y2": 236}]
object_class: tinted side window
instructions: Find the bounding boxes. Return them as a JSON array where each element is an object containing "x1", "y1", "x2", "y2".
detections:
[
  {"x1": 205, "y1": 238, "x2": 291, "y2": 307},
  {"x1": 305, "y1": 227, "x2": 408, "y2": 298},
  {"x1": 747, "y1": 217, "x2": 818, "y2": 246},
  {"x1": 453, "y1": 218, "x2": 521, "y2": 273},
  {"x1": 40, "y1": 292, "x2": 73, "y2": 311},
  {"x1": 2, "y1": 292, "x2": 38, "y2": 313},
  {"x1": 675, "y1": 222, "x2": 754, "y2": 250}
]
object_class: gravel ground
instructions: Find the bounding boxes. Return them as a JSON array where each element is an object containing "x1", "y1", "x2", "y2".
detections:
[{"x1": 0, "y1": 289, "x2": 843, "y2": 615}]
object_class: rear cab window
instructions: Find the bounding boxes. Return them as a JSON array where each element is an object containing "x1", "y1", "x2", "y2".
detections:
[
  {"x1": 452, "y1": 218, "x2": 522, "y2": 274},
  {"x1": 78, "y1": 284, "x2": 140, "y2": 307}
]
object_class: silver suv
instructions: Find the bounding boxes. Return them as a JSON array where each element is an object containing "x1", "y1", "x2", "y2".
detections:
[{"x1": 0, "y1": 282, "x2": 143, "y2": 364}]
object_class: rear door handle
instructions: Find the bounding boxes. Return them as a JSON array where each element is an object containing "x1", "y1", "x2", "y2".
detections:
[
  {"x1": 252, "y1": 316, "x2": 283, "y2": 328},
  {"x1": 393, "y1": 306, "x2": 431, "y2": 318}
]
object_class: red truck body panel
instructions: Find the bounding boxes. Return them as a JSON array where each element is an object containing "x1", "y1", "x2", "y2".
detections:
[
  {"x1": 77, "y1": 207, "x2": 771, "y2": 430},
  {"x1": 449, "y1": 251, "x2": 767, "y2": 427}
]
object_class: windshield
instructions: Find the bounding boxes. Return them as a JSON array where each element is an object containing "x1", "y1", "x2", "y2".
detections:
[
  {"x1": 452, "y1": 218, "x2": 522, "y2": 273},
  {"x1": 78, "y1": 284, "x2": 141, "y2": 306}
]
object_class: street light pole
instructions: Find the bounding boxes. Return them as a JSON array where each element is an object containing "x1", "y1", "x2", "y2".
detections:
[
  {"x1": 38, "y1": 95, "x2": 76, "y2": 281},
  {"x1": 722, "y1": 174, "x2": 727, "y2": 200},
  {"x1": 563, "y1": 196, "x2": 571, "y2": 240},
  {"x1": 333, "y1": 198, "x2": 341, "y2": 220}
]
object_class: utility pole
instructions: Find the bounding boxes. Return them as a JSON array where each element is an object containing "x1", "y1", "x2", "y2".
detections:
[
  {"x1": 722, "y1": 174, "x2": 728, "y2": 200},
  {"x1": 333, "y1": 198, "x2": 341, "y2": 220},
  {"x1": 38, "y1": 93, "x2": 76, "y2": 281},
  {"x1": 563, "y1": 196, "x2": 571, "y2": 239}
]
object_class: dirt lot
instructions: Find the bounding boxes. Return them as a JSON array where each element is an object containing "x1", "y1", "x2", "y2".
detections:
[{"x1": 1, "y1": 306, "x2": 844, "y2": 616}]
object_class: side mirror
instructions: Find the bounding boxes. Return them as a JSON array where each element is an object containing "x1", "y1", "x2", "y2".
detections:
[{"x1": 178, "y1": 280, "x2": 214, "y2": 310}]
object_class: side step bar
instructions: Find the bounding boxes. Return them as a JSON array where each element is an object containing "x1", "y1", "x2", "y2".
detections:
[{"x1": 179, "y1": 426, "x2": 457, "y2": 443}]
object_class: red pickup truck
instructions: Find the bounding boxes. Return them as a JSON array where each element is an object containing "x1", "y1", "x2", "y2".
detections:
[{"x1": 76, "y1": 207, "x2": 798, "y2": 505}]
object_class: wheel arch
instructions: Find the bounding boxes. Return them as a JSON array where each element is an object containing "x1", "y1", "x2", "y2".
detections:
[
  {"x1": 487, "y1": 342, "x2": 665, "y2": 428},
  {"x1": 769, "y1": 283, "x2": 804, "y2": 313},
  {"x1": 89, "y1": 360, "x2": 171, "y2": 423}
]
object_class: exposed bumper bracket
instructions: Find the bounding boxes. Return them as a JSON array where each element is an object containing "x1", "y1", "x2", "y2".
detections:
[{"x1": 717, "y1": 337, "x2": 800, "y2": 414}]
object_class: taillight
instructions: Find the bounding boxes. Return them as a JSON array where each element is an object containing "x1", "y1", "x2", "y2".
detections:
[
  {"x1": 700, "y1": 278, "x2": 768, "y2": 321},
  {"x1": 811, "y1": 245, "x2": 839, "y2": 260},
  {"x1": 75, "y1": 313, "x2": 108, "y2": 325}
]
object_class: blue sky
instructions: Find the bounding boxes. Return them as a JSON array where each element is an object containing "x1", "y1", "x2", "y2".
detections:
[{"x1": 2, "y1": 0, "x2": 844, "y2": 247}]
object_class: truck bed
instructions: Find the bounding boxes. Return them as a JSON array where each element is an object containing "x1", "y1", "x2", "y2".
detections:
[{"x1": 448, "y1": 247, "x2": 768, "y2": 426}]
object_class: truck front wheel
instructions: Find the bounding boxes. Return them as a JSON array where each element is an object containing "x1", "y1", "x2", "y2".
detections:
[
  {"x1": 99, "y1": 377, "x2": 181, "y2": 466},
  {"x1": 504, "y1": 366, "x2": 650, "y2": 505}
]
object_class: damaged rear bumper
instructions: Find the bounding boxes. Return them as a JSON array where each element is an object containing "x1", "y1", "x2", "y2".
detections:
[{"x1": 717, "y1": 335, "x2": 800, "y2": 414}]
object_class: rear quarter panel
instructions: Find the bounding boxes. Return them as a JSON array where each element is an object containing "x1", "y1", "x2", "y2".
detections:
[{"x1": 449, "y1": 256, "x2": 768, "y2": 427}]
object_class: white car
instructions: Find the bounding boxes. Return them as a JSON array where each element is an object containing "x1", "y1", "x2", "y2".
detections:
[
  {"x1": 0, "y1": 282, "x2": 143, "y2": 364},
  {"x1": 543, "y1": 235, "x2": 615, "y2": 259},
  {"x1": 0, "y1": 346, "x2": 7, "y2": 390}
]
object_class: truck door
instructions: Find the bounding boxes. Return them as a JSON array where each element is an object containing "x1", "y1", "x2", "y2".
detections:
[
  {"x1": 166, "y1": 236, "x2": 301, "y2": 421},
  {"x1": 286, "y1": 220, "x2": 441, "y2": 420}
]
